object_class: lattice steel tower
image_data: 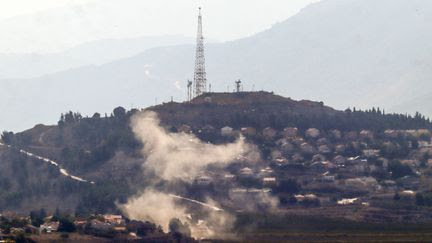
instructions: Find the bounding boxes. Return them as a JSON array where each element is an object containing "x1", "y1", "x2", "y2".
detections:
[{"x1": 193, "y1": 7, "x2": 207, "y2": 97}]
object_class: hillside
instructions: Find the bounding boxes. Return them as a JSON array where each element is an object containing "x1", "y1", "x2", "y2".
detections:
[
  {"x1": 0, "y1": 91, "x2": 431, "y2": 215},
  {"x1": 2, "y1": 0, "x2": 432, "y2": 131}
]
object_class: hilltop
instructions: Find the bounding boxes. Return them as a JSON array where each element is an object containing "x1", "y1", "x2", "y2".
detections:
[
  {"x1": 151, "y1": 91, "x2": 430, "y2": 132},
  {"x1": 3, "y1": 0, "x2": 432, "y2": 131}
]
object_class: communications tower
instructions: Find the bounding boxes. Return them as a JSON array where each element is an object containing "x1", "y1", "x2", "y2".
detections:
[{"x1": 193, "y1": 7, "x2": 207, "y2": 97}]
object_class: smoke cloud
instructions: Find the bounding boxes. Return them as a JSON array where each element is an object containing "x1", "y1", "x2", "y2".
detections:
[
  {"x1": 129, "y1": 111, "x2": 257, "y2": 182},
  {"x1": 120, "y1": 111, "x2": 259, "y2": 239}
]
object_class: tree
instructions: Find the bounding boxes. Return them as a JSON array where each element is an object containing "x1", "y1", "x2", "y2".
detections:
[
  {"x1": 416, "y1": 193, "x2": 425, "y2": 206},
  {"x1": 389, "y1": 160, "x2": 412, "y2": 179},
  {"x1": 113, "y1": 107, "x2": 126, "y2": 119},
  {"x1": 276, "y1": 179, "x2": 300, "y2": 194},
  {"x1": 1, "y1": 131, "x2": 14, "y2": 144},
  {"x1": 168, "y1": 218, "x2": 191, "y2": 237},
  {"x1": 58, "y1": 217, "x2": 76, "y2": 233},
  {"x1": 92, "y1": 113, "x2": 101, "y2": 119}
]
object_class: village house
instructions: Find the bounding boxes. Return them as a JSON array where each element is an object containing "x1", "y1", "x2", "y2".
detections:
[
  {"x1": 240, "y1": 127, "x2": 256, "y2": 137},
  {"x1": 273, "y1": 157, "x2": 290, "y2": 166},
  {"x1": 40, "y1": 221, "x2": 59, "y2": 234},
  {"x1": 263, "y1": 127, "x2": 277, "y2": 140},
  {"x1": 280, "y1": 142, "x2": 295, "y2": 154},
  {"x1": 221, "y1": 126, "x2": 234, "y2": 136},
  {"x1": 333, "y1": 155, "x2": 346, "y2": 165},
  {"x1": 195, "y1": 175, "x2": 213, "y2": 186},
  {"x1": 300, "y1": 142, "x2": 316, "y2": 155},
  {"x1": 316, "y1": 138, "x2": 330, "y2": 146},
  {"x1": 283, "y1": 127, "x2": 298, "y2": 138},
  {"x1": 305, "y1": 128, "x2": 320, "y2": 139},
  {"x1": 363, "y1": 149, "x2": 380, "y2": 158},
  {"x1": 335, "y1": 144, "x2": 346, "y2": 154},
  {"x1": 318, "y1": 145, "x2": 332, "y2": 154},
  {"x1": 312, "y1": 154, "x2": 326, "y2": 162},
  {"x1": 271, "y1": 150, "x2": 283, "y2": 160},
  {"x1": 263, "y1": 177, "x2": 277, "y2": 186},
  {"x1": 330, "y1": 129, "x2": 342, "y2": 140},
  {"x1": 359, "y1": 130, "x2": 374, "y2": 140},
  {"x1": 291, "y1": 153, "x2": 305, "y2": 163},
  {"x1": 201, "y1": 125, "x2": 216, "y2": 134},
  {"x1": 239, "y1": 167, "x2": 254, "y2": 177},
  {"x1": 401, "y1": 159, "x2": 420, "y2": 167},
  {"x1": 178, "y1": 124, "x2": 192, "y2": 134},
  {"x1": 384, "y1": 129, "x2": 399, "y2": 138},
  {"x1": 344, "y1": 131, "x2": 358, "y2": 140},
  {"x1": 103, "y1": 214, "x2": 124, "y2": 225}
]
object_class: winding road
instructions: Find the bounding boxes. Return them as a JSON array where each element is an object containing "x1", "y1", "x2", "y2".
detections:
[{"x1": 0, "y1": 142, "x2": 95, "y2": 184}]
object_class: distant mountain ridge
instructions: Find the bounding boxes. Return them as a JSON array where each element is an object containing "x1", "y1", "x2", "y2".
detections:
[
  {"x1": 2, "y1": 0, "x2": 432, "y2": 131},
  {"x1": 0, "y1": 35, "x2": 193, "y2": 79}
]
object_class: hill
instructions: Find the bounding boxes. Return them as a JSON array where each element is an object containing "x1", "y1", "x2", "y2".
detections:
[
  {"x1": 0, "y1": 91, "x2": 431, "y2": 214},
  {"x1": 2, "y1": 0, "x2": 432, "y2": 131}
]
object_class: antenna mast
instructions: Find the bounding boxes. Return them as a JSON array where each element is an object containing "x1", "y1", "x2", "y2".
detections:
[
  {"x1": 193, "y1": 7, "x2": 207, "y2": 97},
  {"x1": 187, "y1": 80, "x2": 193, "y2": 101},
  {"x1": 235, "y1": 79, "x2": 242, "y2": 93}
]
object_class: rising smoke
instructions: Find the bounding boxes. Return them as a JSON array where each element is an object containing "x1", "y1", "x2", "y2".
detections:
[{"x1": 119, "y1": 111, "x2": 264, "y2": 239}]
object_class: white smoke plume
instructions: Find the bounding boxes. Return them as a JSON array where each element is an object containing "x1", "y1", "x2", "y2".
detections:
[
  {"x1": 129, "y1": 111, "x2": 258, "y2": 182},
  {"x1": 120, "y1": 111, "x2": 259, "y2": 239}
]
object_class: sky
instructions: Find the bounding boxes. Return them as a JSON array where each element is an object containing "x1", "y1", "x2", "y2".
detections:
[{"x1": 0, "y1": 0, "x2": 320, "y2": 53}]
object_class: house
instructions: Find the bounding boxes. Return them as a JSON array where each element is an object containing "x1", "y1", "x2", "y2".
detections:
[
  {"x1": 292, "y1": 137, "x2": 305, "y2": 146},
  {"x1": 271, "y1": 150, "x2": 283, "y2": 160},
  {"x1": 384, "y1": 129, "x2": 399, "y2": 138},
  {"x1": 273, "y1": 157, "x2": 289, "y2": 166},
  {"x1": 259, "y1": 167, "x2": 274, "y2": 176},
  {"x1": 178, "y1": 124, "x2": 192, "y2": 134},
  {"x1": 333, "y1": 155, "x2": 346, "y2": 165},
  {"x1": 280, "y1": 142, "x2": 295, "y2": 154},
  {"x1": 283, "y1": 127, "x2": 298, "y2": 138},
  {"x1": 239, "y1": 167, "x2": 254, "y2": 177},
  {"x1": 335, "y1": 145, "x2": 346, "y2": 154},
  {"x1": 305, "y1": 128, "x2": 320, "y2": 139},
  {"x1": 221, "y1": 126, "x2": 234, "y2": 136},
  {"x1": 359, "y1": 130, "x2": 374, "y2": 140},
  {"x1": 103, "y1": 214, "x2": 124, "y2": 225},
  {"x1": 263, "y1": 127, "x2": 277, "y2": 140},
  {"x1": 330, "y1": 129, "x2": 342, "y2": 140},
  {"x1": 363, "y1": 149, "x2": 380, "y2": 157},
  {"x1": 312, "y1": 154, "x2": 326, "y2": 162},
  {"x1": 263, "y1": 177, "x2": 277, "y2": 186},
  {"x1": 318, "y1": 145, "x2": 331, "y2": 154},
  {"x1": 223, "y1": 174, "x2": 236, "y2": 181},
  {"x1": 294, "y1": 194, "x2": 317, "y2": 202},
  {"x1": 337, "y1": 198, "x2": 359, "y2": 205},
  {"x1": 317, "y1": 138, "x2": 329, "y2": 146},
  {"x1": 240, "y1": 127, "x2": 256, "y2": 137},
  {"x1": 196, "y1": 175, "x2": 213, "y2": 186},
  {"x1": 344, "y1": 131, "x2": 358, "y2": 140},
  {"x1": 40, "y1": 221, "x2": 60, "y2": 233},
  {"x1": 322, "y1": 175, "x2": 335, "y2": 182},
  {"x1": 416, "y1": 129, "x2": 431, "y2": 138},
  {"x1": 291, "y1": 153, "x2": 305, "y2": 163},
  {"x1": 300, "y1": 143, "x2": 316, "y2": 155},
  {"x1": 418, "y1": 141, "x2": 431, "y2": 148},
  {"x1": 401, "y1": 160, "x2": 420, "y2": 167},
  {"x1": 201, "y1": 125, "x2": 216, "y2": 134}
]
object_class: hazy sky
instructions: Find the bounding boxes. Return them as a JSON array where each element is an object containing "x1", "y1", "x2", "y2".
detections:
[{"x1": 0, "y1": 0, "x2": 320, "y2": 53}]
